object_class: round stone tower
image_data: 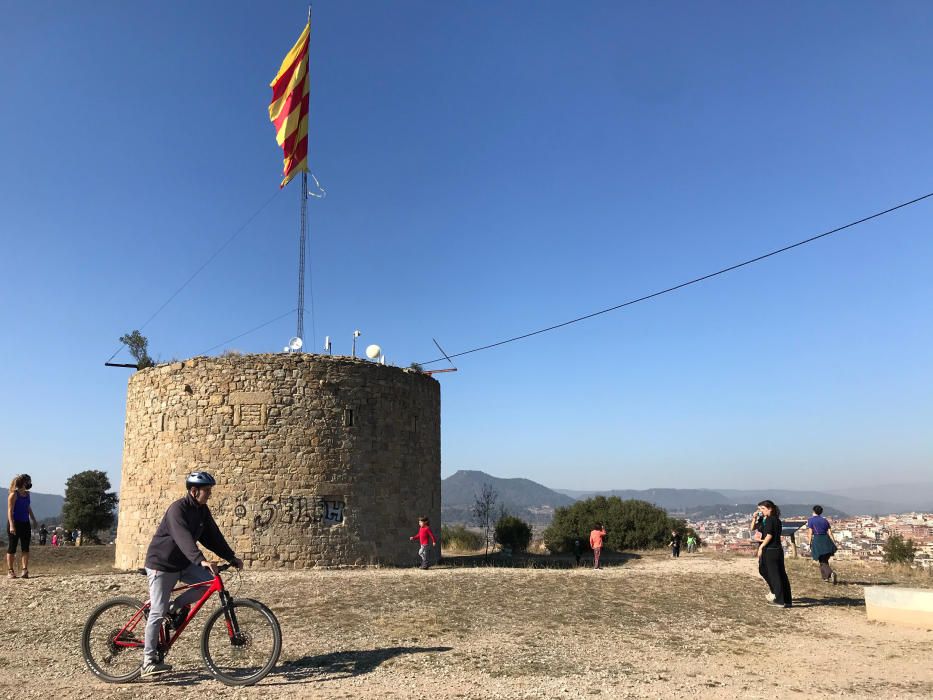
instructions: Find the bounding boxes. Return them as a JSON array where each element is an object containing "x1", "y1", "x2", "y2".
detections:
[{"x1": 114, "y1": 354, "x2": 440, "y2": 569}]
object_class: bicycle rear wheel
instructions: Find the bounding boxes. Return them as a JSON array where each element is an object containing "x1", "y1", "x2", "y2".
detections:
[
  {"x1": 81, "y1": 596, "x2": 145, "y2": 683},
  {"x1": 200, "y1": 598, "x2": 281, "y2": 686}
]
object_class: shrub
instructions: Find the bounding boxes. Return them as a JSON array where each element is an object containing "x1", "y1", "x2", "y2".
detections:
[
  {"x1": 119, "y1": 330, "x2": 154, "y2": 369},
  {"x1": 542, "y1": 496, "x2": 683, "y2": 553},
  {"x1": 883, "y1": 533, "x2": 917, "y2": 564},
  {"x1": 441, "y1": 524, "x2": 484, "y2": 551},
  {"x1": 494, "y1": 515, "x2": 533, "y2": 552}
]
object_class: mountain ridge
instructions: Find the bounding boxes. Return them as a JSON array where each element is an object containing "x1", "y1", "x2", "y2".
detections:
[
  {"x1": 442, "y1": 470, "x2": 924, "y2": 523},
  {"x1": 442, "y1": 470, "x2": 574, "y2": 525}
]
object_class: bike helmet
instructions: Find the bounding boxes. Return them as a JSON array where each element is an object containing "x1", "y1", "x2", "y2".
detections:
[{"x1": 185, "y1": 471, "x2": 216, "y2": 489}]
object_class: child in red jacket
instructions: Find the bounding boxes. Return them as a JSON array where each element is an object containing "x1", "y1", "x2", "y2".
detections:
[{"x1": 409, "y1": 516, "x2": 437, "y2": 569}]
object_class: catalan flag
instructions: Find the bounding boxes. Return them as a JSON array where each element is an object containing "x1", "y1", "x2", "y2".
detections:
[{"x1": 269, "y1": 21, "x2": 310, "y2": 188}]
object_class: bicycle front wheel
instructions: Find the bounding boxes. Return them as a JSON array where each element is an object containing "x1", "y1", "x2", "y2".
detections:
[
  {"x1": 81, "y1": 596, "x2": 146, "y2": 683},
  {"x1": 200, "y1": 598, "x2": 281, "y2": 686}
]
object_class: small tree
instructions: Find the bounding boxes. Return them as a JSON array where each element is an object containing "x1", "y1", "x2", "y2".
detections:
[
  {"x1": 494, "y1": 515, "x2": 533, "y2": 553},
  {"x1": 542, "y1": 496, "x2": 679, "y2": 553},
  {"x1": 61, "y1": 470, "x2": 118, "y2": 542},
  {"x1": 883, "y1": 533, "x2": 917, "y2": 564},
  {"x1": 472, "y1": 483, "x2": 498, "y2": 559},
  {"x1": 119, "y1": 330, "x2": 154, "y2": 369}
]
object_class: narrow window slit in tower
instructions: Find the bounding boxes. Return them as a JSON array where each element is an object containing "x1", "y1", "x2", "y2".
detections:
[{"x1": 344, "y1": 408, "x2": 354, "y2": 427}]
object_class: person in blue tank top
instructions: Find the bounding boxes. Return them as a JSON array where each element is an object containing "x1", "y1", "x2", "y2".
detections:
[{"x1": 7, "y1": 474, "x2": 37, "y2": 579}]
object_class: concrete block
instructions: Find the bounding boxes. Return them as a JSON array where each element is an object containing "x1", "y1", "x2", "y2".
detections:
[{"x1": 865, "y1": 585, "x2": 933, "y2": 629}]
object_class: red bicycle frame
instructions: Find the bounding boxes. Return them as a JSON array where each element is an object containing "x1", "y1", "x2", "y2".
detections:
[{"x1": 113, "y1": 566, "x2": 238, "y2": 655}]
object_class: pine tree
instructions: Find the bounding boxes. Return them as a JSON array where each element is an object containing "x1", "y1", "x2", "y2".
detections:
[{"x1": 61, "y1": 470, "x2": 118, "y2": 541}]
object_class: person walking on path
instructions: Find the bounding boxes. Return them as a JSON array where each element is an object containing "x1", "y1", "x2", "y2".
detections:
[
  {"x1": 573, "y1": 538, "x2": 583, "y2": 566},
  {"x1": 806, "y1": 505, "x2": 838, "y2": 584},
  {"x1": 7, "y1": 474, "x2": 38, "y2": 579},
  {"x1": 38, "y1": 524, "x2": 48, "y2": 546},
  {"x1": 686, "y1": 533, "x2": 697, "y2": 554},
  {"x1": 142, "y1": 471, "x2": 243, "y2": 677},
  {"x1": 590, "y1": 523, "x2": 607, "y2": 569},
  {"x1": 409, "y1": 516, "x2": 437, "y2": 569},
  {"x1": 756, "y1": 500, "x2": 792, "y2": 608},
  {"x1": 669, "y1": 530, "x2": 682, "y2": 558}
]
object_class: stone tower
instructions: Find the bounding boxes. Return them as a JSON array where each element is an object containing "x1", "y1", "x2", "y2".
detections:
[{"x1": 114, "y1": 354, "x2": 440, "y2": 569}]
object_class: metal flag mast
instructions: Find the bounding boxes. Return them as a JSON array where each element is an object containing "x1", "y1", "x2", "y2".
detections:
[
  {"x1": 296, "y1": 5, "x2": 312, "y2": 346},
  {"x1": 297, "y1": 168, "x2": 308, "y2": 343}
]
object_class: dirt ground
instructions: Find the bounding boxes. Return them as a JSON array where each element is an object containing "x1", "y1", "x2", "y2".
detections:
[{"x1": 1, "y1": 545, "x2": 931, "y2": 699}]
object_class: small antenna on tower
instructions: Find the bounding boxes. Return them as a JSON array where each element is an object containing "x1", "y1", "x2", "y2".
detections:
[
  {"x1": 324, "y1": 336, "x2": 332, "y2": 354},
  {"x1": 423, "y1": 337, "x2": 458, "y2": 376}
]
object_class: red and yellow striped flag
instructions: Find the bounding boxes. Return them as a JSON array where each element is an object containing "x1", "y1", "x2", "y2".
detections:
[{"x1": 269, "y1": 21, "x2": 310, "y2": 188}]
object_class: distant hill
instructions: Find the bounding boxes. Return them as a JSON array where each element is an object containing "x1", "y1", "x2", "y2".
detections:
[
  {"x1": 826, "y1": 483, "x2": 933, "y2": 514},
  {"x1": 557, "y1": 487, "x2": 896, "y2": 517},
  {"x1": 27, "y1": 492, "x2": 65, "y2": 521},
  {"x1": 443, "y1": 472, "x2": 921, "y2": 528},
  {"x1": 557, "y1": 488, "x2": 732, "y2": 510},
  {"x1": 442, "y1": 470, "x2": 575, "y2": 526},
  {"x1": 714, "y1": 489, "x2": 894, "y2": 517},
  {"x1": 684, "y1": 503, "x2": 847, "y2": 520}
]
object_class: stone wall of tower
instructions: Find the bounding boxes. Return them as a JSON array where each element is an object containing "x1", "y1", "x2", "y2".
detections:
[{"x1": 114, "y1": 354, "x2": 441, "y2": 569}]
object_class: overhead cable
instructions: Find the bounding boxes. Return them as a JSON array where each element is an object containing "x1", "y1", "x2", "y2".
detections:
[
  {"x1": 198, "y1": 308, "x2": 299, "y2": 356},
  {"x1": 105, "y1": 189, "x2": 282, "y2": 362},
  {"x1": 419, "y1": 190, "x2": 933, "y2": 365}
]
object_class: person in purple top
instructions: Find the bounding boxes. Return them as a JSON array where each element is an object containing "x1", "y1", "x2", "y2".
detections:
[
  {"x1": 806, "y1": 505, "x2": 838, "y2": 584},
  {"x1": 7, "y1": 474, "x2": 38, "y2": 579}
]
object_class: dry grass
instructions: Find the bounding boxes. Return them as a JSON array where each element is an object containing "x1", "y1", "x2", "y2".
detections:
[{"x1": 1, "y1": 546, "x2": 932, "y2": 699}]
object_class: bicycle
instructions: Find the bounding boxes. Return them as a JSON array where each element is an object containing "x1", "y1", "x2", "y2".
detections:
[{"x1": 81, "y1": 563, "x2": 281, "y2": 686}]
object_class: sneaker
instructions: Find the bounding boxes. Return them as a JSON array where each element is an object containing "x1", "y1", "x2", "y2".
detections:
[
  {"x1": 831, "y1": 571, "x2": 838, "y2": 585},
  {"x1": 766, "y1": 601, "x2": 788, "y2": 608},
  {"x1": 6, "y1": 570, "x2": 15, "y2": 579},
  {"x1": 141, "y1": 662, "x2": 173, "y2": 677},
  {"x1": 765, "y1": 593, "x2": 776, "y2": 602},
  {"x1": 20, "y1": 569, "x2": 28, "y2": 580}
]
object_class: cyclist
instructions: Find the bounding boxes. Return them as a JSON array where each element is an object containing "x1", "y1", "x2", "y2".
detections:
[{"x1": 142, "y1": 471, "x2": 243, "y2": 677}]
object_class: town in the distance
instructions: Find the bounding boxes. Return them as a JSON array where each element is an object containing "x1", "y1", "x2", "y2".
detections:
[
  {"x1": 690, "y1": 511, "x2": 933, "y2": 566},
  {"x1": 441, "y1": 469, "x2": 933, "y2": 568}
]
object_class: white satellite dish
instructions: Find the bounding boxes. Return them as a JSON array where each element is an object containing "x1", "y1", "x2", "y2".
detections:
[
  {"x1": 288, "y1": 337, "x2": 303, "y2": 351},
  {"x1": 365, "y1": 344, "x2": 382, "y2": 360}
]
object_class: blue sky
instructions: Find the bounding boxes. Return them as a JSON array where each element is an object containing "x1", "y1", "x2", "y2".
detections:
[{"x1": 1, "y1": 1, "x2": 931, "y2": 495}]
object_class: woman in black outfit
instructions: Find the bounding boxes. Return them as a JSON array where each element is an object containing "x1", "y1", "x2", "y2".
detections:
[{"x1": 756, "y1": 499, "x2": 792, "y2": 608}]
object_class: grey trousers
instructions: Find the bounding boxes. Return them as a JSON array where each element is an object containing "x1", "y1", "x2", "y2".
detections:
[
  {"x1": 419, "y1": 544, "x2": 432, "y2": 568},
  {"x1": 143, "y1": 563, "x2": 213, "y2": 663}
]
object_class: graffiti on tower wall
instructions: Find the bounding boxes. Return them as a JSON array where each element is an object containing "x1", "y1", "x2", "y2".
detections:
[{"x1": 225, "y1": 495, "x2": 347, "y2": 532}]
